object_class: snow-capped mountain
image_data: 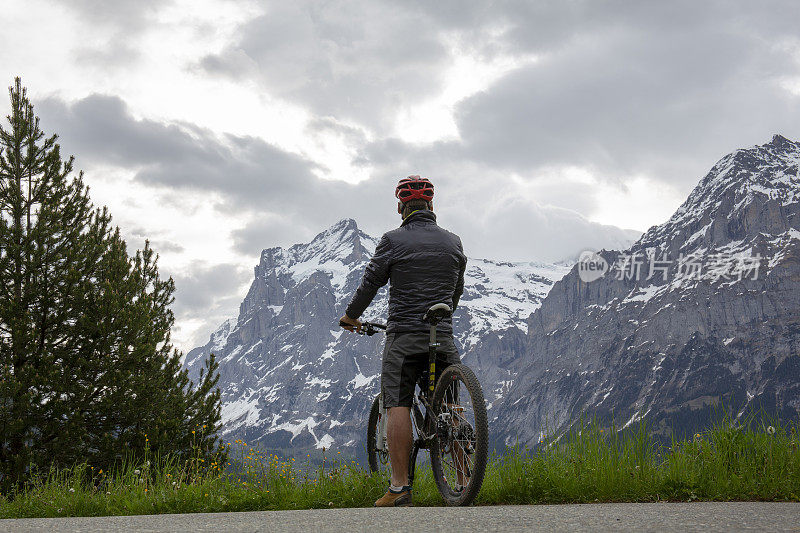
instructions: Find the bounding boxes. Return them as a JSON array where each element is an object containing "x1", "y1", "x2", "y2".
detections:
[
  {"x1": 493, "y1": 135, "x2": 800, "y2": 443},
  {"x1": 186, "y1": 135, "x2": 800, "y2": 452},
  {"x1": 184, "y1": 218, "x2": 571, "y2": 451}
]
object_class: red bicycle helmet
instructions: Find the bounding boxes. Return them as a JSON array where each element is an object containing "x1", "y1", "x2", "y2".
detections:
[{"x1": 395, "y1": 175, "x2": 434, "y2": 203}]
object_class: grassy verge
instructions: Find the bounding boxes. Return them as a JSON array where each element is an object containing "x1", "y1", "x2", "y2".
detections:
[{"x1": 1, "y1": 418, "x2": 798, "y2": 518}]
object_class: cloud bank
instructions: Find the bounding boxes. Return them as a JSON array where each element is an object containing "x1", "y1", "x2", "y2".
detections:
[{"x1": 12, "y1": 0, "x2": 800, "y2": 350}]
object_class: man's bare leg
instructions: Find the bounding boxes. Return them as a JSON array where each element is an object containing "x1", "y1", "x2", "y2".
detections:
[{"x1": 387, "y1": 406, "x2": 412, "y2": 487}]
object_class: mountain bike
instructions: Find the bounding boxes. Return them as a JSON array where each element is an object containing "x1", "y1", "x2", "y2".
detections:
[{"x1": 340, "y1": 303, "x2": 489, "y2": 506}]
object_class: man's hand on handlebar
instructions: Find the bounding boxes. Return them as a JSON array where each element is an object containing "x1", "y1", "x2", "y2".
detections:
[{"x1": 339, "y1": 314, "x2": 362, "y2": 333}]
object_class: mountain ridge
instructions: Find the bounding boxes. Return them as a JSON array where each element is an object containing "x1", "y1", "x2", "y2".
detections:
[
  {"x1": 184, "y1": 218, "x2": 572, "y2": 451},
  {"x1": 186, "y1": 134, "x2": 800, "y2": 452},
  {"x1": 495, "y1": 134, "x2": 800, "y2": 443}
]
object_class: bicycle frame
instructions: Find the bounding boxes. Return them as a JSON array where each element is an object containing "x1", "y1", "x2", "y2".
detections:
[{"x1": 406, "y1": 320, "x2": 442, "y2": 487}]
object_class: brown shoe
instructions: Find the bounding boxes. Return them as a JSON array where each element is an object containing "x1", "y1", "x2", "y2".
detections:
[{"x1": 374, "y1": 487, "x2": 413, "y2": 507}]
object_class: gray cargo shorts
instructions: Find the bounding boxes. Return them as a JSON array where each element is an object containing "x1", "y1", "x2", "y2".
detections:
[{"x1": 381, "y1": 332, "x2": 461, "y2": 408}]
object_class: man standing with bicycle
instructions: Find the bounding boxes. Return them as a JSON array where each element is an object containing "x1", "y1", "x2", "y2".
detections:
[{"x1": 340, "y1": 176, "x2": 467, "y2": 507}]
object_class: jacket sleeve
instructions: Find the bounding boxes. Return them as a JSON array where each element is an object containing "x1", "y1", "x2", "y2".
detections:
[
  {"x1": 345, "y1": 234, "x2": 392, "y2": 319},
  {"x1": 452, "y1": 238, "x2": 467, "y2": 312}
]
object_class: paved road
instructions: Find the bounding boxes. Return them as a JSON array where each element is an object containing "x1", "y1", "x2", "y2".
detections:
[{"x1": 2, "y1": 502, "x2": 799, "y2": 532}]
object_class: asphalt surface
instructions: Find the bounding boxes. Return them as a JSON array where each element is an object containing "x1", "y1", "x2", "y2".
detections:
[{"x1": 1, "y1": 502, "x2": 799, "y2": 532}]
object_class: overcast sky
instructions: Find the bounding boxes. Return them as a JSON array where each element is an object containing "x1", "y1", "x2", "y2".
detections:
[{"x1": 2, "y1": 0, "x2": 799, "y2": 352}]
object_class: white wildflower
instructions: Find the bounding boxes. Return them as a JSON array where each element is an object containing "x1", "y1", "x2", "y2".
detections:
[
  {"x1": 767, "y1": 426, "x2": 776, "y2": 435},
  {"x1": 134, "y1": 469, "x2": 140, "y2": 475},
  {"x1": 68, "y1": 488, "x2": 75, "y2": 493}
]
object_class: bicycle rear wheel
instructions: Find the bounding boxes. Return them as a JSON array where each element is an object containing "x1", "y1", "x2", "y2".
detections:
[
  {"x1": 367, "y1": 394, "x2": 391, "y2": 475},
  {"x1": 429, "y1": 364, "x2": 488, "y2": 506}
]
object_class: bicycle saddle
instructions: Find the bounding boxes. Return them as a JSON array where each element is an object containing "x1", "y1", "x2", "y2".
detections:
[{"x1": 423, "y1": 303, "x2": 452, "y2": 325}]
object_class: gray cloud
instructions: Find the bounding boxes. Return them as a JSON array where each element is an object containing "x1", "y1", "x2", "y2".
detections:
[
  {"x1": 36, "y1": 91, "x2": 641, "y2": 262},
  {"x1": 38, "y1": 94, "x2": 320, "y2": 208},
  {"x1": 231, "y1": 216, "x2": 303, "y2": 256},
  {"x1": 454, "y1": 3, "x2": 800, "y2": 188},
  {"x1": 167, "y1": 261, "x2": 251, "y2": 351},
  {"x1": 357, "y1": 160, "x2": 643, "y2": 262},
  {"x1": 200, "y1": 0, "x2": 800, "y2": 192},
  {"x1": 30, "y1": 88, "x2": 647, "y2": 356},
  {"x1": 57, "y1": 0, "x2": 173, "y2": 66},
  {"x1": 169, "y1": 262, "x2": 249, "y2": 315},
  {"x1": 61, "y1": 0, "x2": 169, "y2": 29},
  {"x1": 305, "y1": 116, "x2": 369, "y2": 148},
  {"x1": 21, "y1": 0, "x2": 800, "y2": 352},
  {"x1": 149, "y1": 239, "x2": 185, "y2": 254},
  {"x1": 124, "y1": 229, "x2": 183, "y2": 254},
  {"x1": 447, "y1": 200, "x2": 641, "y2": 263},
  {"x1": 34, "y1": 92, "x2": 398, "y2": 246},
  {"x1": 198, "y1": 0, "x2": 451, "y2": 131}
]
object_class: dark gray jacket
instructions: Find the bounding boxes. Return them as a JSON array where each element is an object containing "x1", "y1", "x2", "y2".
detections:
[{"x1": 345, "y1": 210, "x2": 467, "y2": 335}]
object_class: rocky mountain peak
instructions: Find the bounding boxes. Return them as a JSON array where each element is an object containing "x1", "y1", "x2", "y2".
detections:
[
  {"x1": 768, "y1": 133, "x2": 795, "y2": 150},
  {"x1": 635, "y1": 134, "x2": 799, "y2": 255},
  {"x1": 496, "y1": 137, "x2": 800, "y2": 445},
  {"x1": 184, "y1": 220, "x2": 571, "y2": 453},
  {"x1": 292, "y1": 218, "x2": 373, "y2": 266},
  {"x1": 238, "y1": 219, "x2": 378, "y2": 320},
  {"x1": 257, "y1": 218, "x2": 371, "y2": 270}
]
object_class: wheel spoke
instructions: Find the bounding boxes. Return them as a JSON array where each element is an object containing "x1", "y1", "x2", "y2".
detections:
[
  {"x1": 436, "y1": 373, "x2": 479, "y2": 493},
  {"x1": 430, "y1": 364, "x2": 488, "y2": 505}
]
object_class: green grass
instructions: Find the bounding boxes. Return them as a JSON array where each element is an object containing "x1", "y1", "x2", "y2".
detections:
[{"x1": 1, "y1": 418, "x2": 798, "y2": 518}]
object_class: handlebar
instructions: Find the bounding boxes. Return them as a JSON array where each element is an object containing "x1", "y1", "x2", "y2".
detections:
[{"x1": 338, "y1": 319, "x2": 387, "y2": 336}]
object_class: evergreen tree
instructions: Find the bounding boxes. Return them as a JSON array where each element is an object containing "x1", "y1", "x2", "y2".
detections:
[{"x1": 0, "y1": 78, "x2": 224, "y2": 493}]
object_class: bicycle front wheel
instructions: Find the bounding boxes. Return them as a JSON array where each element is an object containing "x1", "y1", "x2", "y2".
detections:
[
  {"x1": 430, "y1": 364, "x2": 488, "y2": 506},
  {"x1": 367, "y1": 394, "x2": 391, "y2": 475}
]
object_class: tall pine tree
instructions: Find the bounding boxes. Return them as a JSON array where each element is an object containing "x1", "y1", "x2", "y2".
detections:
[{"x1": 0, "y1": 78, "x2": 224, "y2": 493}]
